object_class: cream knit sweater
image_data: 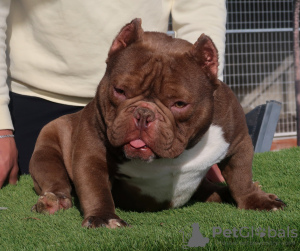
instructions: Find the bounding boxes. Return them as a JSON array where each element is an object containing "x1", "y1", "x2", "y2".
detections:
[{"x1": 0, "y1": 0, "x2": 226, "y2": 130}]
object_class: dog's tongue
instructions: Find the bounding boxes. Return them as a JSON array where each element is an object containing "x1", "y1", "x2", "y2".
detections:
[{"x1": 130, "y1": 139, "x2": 146, "y2": 149}]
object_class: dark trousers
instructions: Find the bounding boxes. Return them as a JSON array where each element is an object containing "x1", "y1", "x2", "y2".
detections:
[{"x1": 9, "y1": 92, "x2": 84, "y2": 174}]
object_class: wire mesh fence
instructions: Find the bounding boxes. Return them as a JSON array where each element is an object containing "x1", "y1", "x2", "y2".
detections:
[{"x1": 224, "y1": 0, "x2": 297, "y2": 137}]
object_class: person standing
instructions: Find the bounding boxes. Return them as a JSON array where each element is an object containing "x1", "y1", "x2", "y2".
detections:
[{"x1": 0, "y1": 0, "x2": 227, "y2": 187}]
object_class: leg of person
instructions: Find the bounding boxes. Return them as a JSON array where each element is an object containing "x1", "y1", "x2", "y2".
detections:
[{"x1": 9, "y1": 92, "x2": 84, "y2": 174}]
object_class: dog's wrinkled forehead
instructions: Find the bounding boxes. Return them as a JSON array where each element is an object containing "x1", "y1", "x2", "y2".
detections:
[
  {"x1": 106, "y1": 18, "x2": 219, "y2": 79},
  {"x1": 107, "y1": 34, "x2": 201, "y2": 98},
  {"x1": 104, "y1": 18, "x2": 219, "y2": 101},
  {"x1": 112, "y1": 61, "x2": 189, "y2": 102}
]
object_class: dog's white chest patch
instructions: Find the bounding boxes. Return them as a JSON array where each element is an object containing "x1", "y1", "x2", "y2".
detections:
[{"x1": 116, "y1": 125, "x2": 229, "y2": 208}]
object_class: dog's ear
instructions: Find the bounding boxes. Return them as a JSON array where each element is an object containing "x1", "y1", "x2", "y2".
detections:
[
  {"x1": 107, "y1": 18, "x2": 143, "y2": 59},
  {"x1": 190, "y1": 34, "x2": 219, "y2": 78}
]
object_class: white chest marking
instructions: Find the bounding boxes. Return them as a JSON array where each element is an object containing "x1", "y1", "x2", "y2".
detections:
[{"x1": 116, "y1": 125, "x2": 229, "y2": 208}]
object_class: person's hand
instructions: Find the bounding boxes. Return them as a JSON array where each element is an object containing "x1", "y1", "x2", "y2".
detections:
[{"x1": 0, "y1": 130, "x2": 19, "y2": 188}]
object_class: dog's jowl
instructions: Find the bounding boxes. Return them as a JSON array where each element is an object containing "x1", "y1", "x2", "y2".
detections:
[{"x1": 29, "y1": 18, "x2": 286, "y2": 229}]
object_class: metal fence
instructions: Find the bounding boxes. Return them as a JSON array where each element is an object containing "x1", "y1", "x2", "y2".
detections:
[{"x1": 224, "y1": 0, "x2": 297, "y2": 137}]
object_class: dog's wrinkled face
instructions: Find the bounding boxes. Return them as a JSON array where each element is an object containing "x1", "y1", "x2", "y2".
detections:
[{"x1": 98, "y1": 19, "x2": 220, "y2": 161}]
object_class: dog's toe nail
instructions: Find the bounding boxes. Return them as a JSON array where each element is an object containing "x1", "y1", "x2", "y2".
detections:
[
  {"x1": 275, "y1": 198, "x2": 286, "y2": 206},
  {"x1": 87, "y1": 217, "x2": 94, "y2": 226},
  {"x1": 31, "y1": 205, "x2": 37, "y2": 212},
  {"x1": 122, "y1": 220, "x2": 131, "y2": 227},
  {"x1": 275, "y1": 198, "x2": 287, "y2": 207}
]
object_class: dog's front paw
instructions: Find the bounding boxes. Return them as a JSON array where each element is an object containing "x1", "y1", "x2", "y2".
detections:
[
  {"x1": 238, "y1": 191, "x2": 286, "y2": 211},
  {"x1": 82, "y1": 215, "x2": 129, "y2": 229},
  {"x1": 31, "y1": 192, "x2": 72, "y2": 214}
]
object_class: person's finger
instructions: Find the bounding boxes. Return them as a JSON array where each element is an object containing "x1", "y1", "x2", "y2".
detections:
[
  {"x1": 9, "y1": 163, "x2": 19, "y2": 185},
  {"x1": 0, "y1": 170, "x2": 8, "y2": 188},
  {"x1": 0, "y1": 179, "x2": 4, "y2": 189}
]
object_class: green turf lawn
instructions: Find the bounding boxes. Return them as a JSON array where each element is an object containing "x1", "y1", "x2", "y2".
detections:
[{"x1": 1, "y1": 147, "x2": 299, "y2": 250}]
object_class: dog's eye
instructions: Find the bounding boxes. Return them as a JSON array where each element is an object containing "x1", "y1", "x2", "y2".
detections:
[
  {"x1": 114, "y1": 87, "x2": 125, "y2": 96},
  {"x1": 174, "y1": 101, "x2": 187, "y2": 108}
]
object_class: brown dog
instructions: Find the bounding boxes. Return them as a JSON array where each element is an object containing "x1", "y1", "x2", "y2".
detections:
[{"x1": 29, "y1": 18, "x2": 285, "y2": 228}]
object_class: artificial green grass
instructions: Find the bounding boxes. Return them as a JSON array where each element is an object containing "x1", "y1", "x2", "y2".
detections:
[{"x1": 1, "y1": 147, "x2": 299, "y2": 250}]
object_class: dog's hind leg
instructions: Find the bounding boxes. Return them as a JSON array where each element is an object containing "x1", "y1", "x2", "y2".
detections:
[{"x1": 192, "y1": 177, "x2": 234, "y2": 205}]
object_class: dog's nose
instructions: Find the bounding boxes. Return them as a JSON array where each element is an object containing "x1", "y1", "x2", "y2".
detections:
[{"x1": 134, "y1": 107, "x2": 155, "y2": 130}]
